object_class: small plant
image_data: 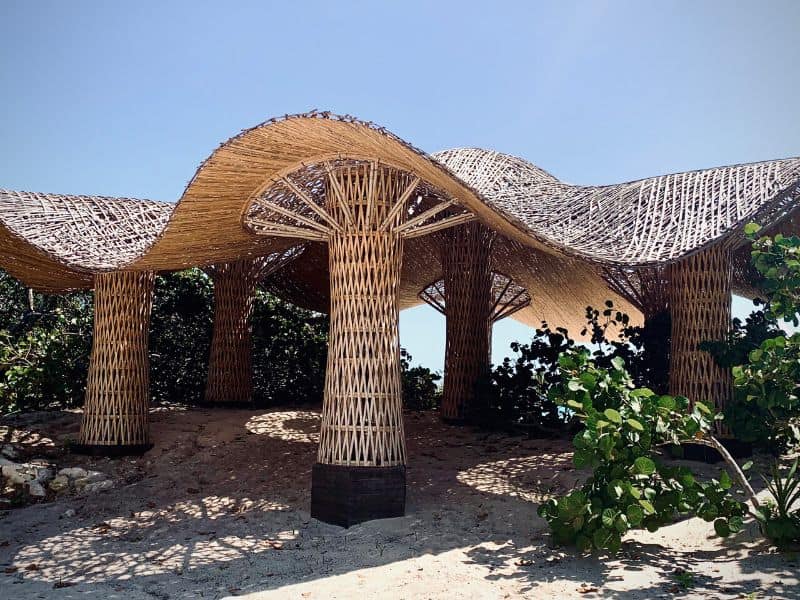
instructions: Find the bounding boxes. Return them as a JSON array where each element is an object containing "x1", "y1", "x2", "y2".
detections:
[
  {"x1": 537, "y1": 348, "x2": 748, "y2": 553},
  {"x1": 671, "y1": 568, "x2": 696, "y2": 589},
  {"x1": 755, "y1": 458, "x2": 800, "y2": 545}
]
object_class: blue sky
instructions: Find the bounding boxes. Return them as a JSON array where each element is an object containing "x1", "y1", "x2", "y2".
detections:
[{"x1": 1, "y1": 1, "x2": 799, "y2": 371}]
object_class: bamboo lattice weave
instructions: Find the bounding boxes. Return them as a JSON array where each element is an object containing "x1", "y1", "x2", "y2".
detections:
[
  {"x1": 433, "y1": 148, "x2": 800, "y2": 265},
  {"x1": 439, "y1": 223, "x2": 495, "y2": 421},
  {"x1": 78, "y1": 271, "x2": 155, "y2": 447},
  {"x1": 204, "y1": 248, "x2": 304, "y2": 405},
  {"x1": 317, "y1": 164, "x2": 409, "y2": 466},
  {"x1": 0, "y1": 112, "x2": 798, "y2": 348},
  {"x1": 668, "y1": 245, "x2": 733, "y2": 434},
  {"x1": 0, "y1": 189, "x2": 172, "y2": 270}
]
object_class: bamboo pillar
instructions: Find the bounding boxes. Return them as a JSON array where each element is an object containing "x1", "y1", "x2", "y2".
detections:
[
  {"x1": 668, "y1": 244, "x2": 733, "y2": 434},
  {"x1": 440, "y1": 223, "x2": 495, "y2": 422},
  {"x1": 75, "y1": 270, "x2": 155, "y2": 455},
  {"x1": 203, "y1": 259, "x2": 261, "y2": 406},
  {"x1": 244, "y1": 158, "x2": 476, "y2": 526},
  {"x1": 311, "y1": 164, "x2": 409, "y2": 527}
]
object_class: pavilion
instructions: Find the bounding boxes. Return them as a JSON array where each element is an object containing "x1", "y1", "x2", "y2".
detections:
[{"x1": 1, "y1": 112, "x2": 798, "y2": 526}]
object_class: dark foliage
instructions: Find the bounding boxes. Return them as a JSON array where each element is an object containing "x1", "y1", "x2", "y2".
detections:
[
  {"x1": 251, "y1": 290, "x2": 328, "y2": 406},
  {"x1": 0, "y1": 268, "x2": 331, "y2": 413},
  {"x1": 700, "y1": 309, "x2": 786, "y2": 451},
  {"x1": 400, "y1": 349, "x2": 441, "y2": 411},
  {"x1": 149, "y1": 269, "x2": 214, "y2": 405},
  {"x1": 473, "y1": 300, "x2": 665, "y2": 436},
  {"x1": 0, "y1": 271, "x2": 93, "y2": 412}
]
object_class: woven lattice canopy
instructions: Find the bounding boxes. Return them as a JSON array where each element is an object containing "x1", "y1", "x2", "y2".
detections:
[{"x1": 1, "y1": 112, "x2": 798, "y2": 330}]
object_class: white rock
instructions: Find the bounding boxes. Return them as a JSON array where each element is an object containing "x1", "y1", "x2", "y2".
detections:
[
  {"x1": 3, "y1": 466, "x2": 32, "y2": 485},
  {"x1": 82, "y1": 479, "x2": 114, "y2": 494},
  {"x1": 27, "y1": 481, "x2": 46, "y2": 497},
  {"x1": 61, "y1": 508, "x2": 76, "y2": 518},
  {"x1": 58, "y1": 467, "x2": 88, "y2": 479}
]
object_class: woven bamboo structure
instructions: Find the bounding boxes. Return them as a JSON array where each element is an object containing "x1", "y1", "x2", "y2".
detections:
[
  {"x1": 75, "y1": 270, "x2": 155, "y2": 454},
  {"x1": 668, "y1": 244, "x2": 733, "y2": 434},
  {"x1": 419, "y1": 223, "x2": 533, "y2": 422},
  {"x1": 244, "y1": 157, "x2": 473, "y2": 525},
  {"x1": 1, "y1": 112, "x2": 799, "y2": 522},
  {"x1": 203, "y1": 247, "x2": 303, "y2": 406}
]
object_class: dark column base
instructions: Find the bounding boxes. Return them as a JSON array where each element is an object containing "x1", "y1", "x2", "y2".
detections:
[
  {"x1": 70, "y1": 443, "x2": 153, "y2": 457},
  {"x1": 669, "y1": 439, "x2": 753, "y2": 464},
  {"x1": 311, "y1": 463, "x2": 406, "y2": 527}
]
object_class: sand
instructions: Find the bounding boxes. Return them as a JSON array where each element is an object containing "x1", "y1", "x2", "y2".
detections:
[{"x1": 0, "y1": 407, "x2": 797, "y2": 599}]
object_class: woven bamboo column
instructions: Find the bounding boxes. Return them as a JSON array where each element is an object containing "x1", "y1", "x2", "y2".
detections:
[
  {"x1": 75, "y1": 270, "x2": 155, "y2": 455},
  {"x1": 668, "y1": 244, "x2": 733, "y2": 435},
  {"x1": 312, "y1": 164, "x2": 409, "y2": 526},
  {"x1": 203, "y1": 259, "x2": 263, "y2": 407},
  {"x1": 440, "y1": 223, "x2": 495, "y2": 422},
  {"x1": 244, "y1": 157, "x2": 476, "y2": 526}
]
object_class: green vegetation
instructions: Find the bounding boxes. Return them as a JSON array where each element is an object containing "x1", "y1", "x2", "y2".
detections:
[
  {"x1": 474, "y1": 300, "x2": 667, "y2": 435},
  {"x1": 537, "y1": 348, "x2": 746, "y2": 552}
]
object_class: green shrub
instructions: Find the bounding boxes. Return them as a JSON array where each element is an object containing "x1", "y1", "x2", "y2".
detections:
[
  {"x1": 0, "y1": 271, "x2": 92, "y2": 412},
  {"x1": 701, "y1": 311, "x2": 785, "y2": 451},
  {"x1": 726, "y1": 225, "x2": 800, "y2": 453},
  {"x1": 251, "y1": 289, "x2": 328, "y2": 406},
  {"x1": 149, "y1": 269, "x2": 214, "y2": 404},
  {"x1": 537, "y1": 348, "x2": 747, "y2": 552},
  {"x1": 400, "y1": 349, "x2": 441, "y2": 411},
  {"x1": 474, "y1": 301, "x2": 666, "y2": 435}
]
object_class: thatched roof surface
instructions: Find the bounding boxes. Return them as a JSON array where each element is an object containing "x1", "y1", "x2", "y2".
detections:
[
  {"x1": 0, "y1": 112, "x2": 798, "y2": 331},
  {"x1": 434, "y1": 148, "x2": 800, "y2": 266}
]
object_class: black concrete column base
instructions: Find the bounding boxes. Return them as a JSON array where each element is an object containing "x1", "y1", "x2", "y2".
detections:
[
  {"x1": 70, "y1": 443, "x2": 153, "y2": 457},
  {"x1": 311, "y1": 463, "x2": 406, "y2": 527},
  {"x1": 669, "y1": 439, "x2": 753, "y2": 464}
]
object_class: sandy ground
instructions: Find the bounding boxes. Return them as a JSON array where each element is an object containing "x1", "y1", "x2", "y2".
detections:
[{"x1": 0, "y1": 407, "x2": 798, "y2": 600}]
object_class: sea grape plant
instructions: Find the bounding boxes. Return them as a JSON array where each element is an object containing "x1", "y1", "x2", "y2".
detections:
[
  {"x1": 728, "y1": 225, "x2": 800, "y2": 452},
  {"x1": 537, "y1": 348, "x2": 747, "y2": 552}
]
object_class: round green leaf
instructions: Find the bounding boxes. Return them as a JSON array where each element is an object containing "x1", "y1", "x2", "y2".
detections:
[
  {"x1": 626, "y1": 418, "x2": 644, "y2": 432},
  {"x1": 592, "y1": 527, "x2": 614, "y2": 549},
  {"x1": 601, "y1": 508, "x2": 615, "y2": 528},
  {"x1": 604, "y1": 408, "x2": 622, "y2": 424},
  {"x1": 638, "y1": 499, "x2": 655, "y2": 515},
  {"x1": 633, "y1": 456, "x2": 656, "y2": 475},
  {"x1": 714, "y1": 518, "x2": 731, "y2": 538},
  {"x1": 626, "y1": 504, "x2": 644, "y2": 526},
  {"x1": 566, "y1": 399, "x2": 584, "y2": 411}
]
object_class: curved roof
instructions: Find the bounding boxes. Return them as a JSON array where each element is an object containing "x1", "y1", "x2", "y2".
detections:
[
  {"x1": 0, "y1": 111, "x2": 798, "y2": 330},
  {"x1": 433, "y1": 148, "x2": 800, "y2": 266}
]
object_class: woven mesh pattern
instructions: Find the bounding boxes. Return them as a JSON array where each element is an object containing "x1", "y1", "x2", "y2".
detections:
[
  {"x1": 438, "y1": 223, "x2": 495, "y2": 421},
  {"x1": 78, "y1": 271, "x2": 155, "y2": 447},
  {"x1": 0, "y1": 189, "x2": 172, "y2": 270},
  {"x1": 316, "y1": 163, "x2": 410, "y2": 466},
  {"x1": 668, "y1": 245, "x2": 733, "y2": 435},
  {"x1": 203, "y1": 246, "x2": 304, "y2": 405},
  {"x1": 434, "y1": 148, "x2": 800, "y2": 265}
]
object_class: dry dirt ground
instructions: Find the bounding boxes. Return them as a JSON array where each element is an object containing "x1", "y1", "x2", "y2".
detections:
[{"x1": 0, "y1": 407, "x2": 798, "y2": 599}]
